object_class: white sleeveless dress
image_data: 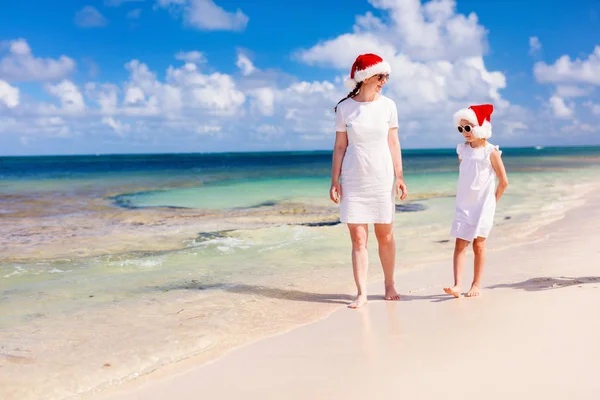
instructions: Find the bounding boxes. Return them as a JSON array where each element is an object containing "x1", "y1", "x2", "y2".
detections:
[
  {"x1": 334, "y1": 96, "x2": 399, "y2": 224},
  {"x1": 451, "y1": 142, "x2": 501, "y2": 240}
]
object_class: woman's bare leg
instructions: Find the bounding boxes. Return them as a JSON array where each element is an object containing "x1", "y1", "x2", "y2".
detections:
[
  {"x1": 374, "y1": 223, "x2": 399, "y2": 300},
  {"x1": 347, "y1": 223, "x2": 369, "y2": 308}
]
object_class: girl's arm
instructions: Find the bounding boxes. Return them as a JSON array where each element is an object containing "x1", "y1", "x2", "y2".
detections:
[
  {"x1": 330, "y1": 131, "x2": 348, "y2": 203},
  {"x1": 490, "y1": 149, "x2": 508, "y2": 201},
  {"x1": 388, "y1": 127, "x2": 407, "y2": 200}
]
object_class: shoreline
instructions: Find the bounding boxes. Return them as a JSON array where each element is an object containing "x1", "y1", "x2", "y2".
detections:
[{"x1": 97, "y1": 186, "x2": 600, "y2": 400}]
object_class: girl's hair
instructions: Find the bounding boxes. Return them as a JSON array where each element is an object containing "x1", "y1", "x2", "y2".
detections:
[
  {"x1": 465, "y1": 138, "x2": 487, "y2": 146},
  {"x1": 334, "y1": 81, "x2": 363, "y2": 113}
]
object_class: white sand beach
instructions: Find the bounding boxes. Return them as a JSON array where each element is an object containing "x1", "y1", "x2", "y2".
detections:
[{"x1": 99, "y1": 188, "x2": 600, "y2": 400}]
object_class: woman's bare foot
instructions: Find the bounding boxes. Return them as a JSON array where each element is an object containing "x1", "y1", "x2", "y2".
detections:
[
  {"x1": 384, "y1": 284, "x2": 400, "y2": 301},
  {"x1": 466, "y1": 284, "x2": 481, "y2": 297},
  {"x1": 348, "y1": 294, "x2": 368, "y2": 309},
  {"x1": 443, "y1": 286, "x2": 461, "y2": 298}
]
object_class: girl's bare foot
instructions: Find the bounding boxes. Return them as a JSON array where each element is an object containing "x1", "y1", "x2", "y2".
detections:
[
  {"x1": 384, "y1": 284, "x2": 400, "y2": 301},
  {"x1": 466, "y1": 284, "x2": 481, "y2": 297},
  {"x1": 348, "y1": 294, "x2": 368, "y2": 309},
  {"x1": 443, "y1": 286, "x2": 461, "y2": 298}
]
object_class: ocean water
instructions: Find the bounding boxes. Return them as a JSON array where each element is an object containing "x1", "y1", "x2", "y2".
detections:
[{"x1": 1, "y1": 147, "x2": 600, "y2": 399}]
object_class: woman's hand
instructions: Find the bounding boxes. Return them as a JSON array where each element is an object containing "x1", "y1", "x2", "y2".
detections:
[
  {"x1": 395, "y1": 179, "x2": 408, "y2": 200},
  {"x1": 329, "y1": 181, "x2": 342, "y2": 204}
]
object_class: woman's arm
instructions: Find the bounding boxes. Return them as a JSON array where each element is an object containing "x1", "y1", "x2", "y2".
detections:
[
  {"x1": 330, "y1": 131, "x2": 348, "y2": 203},
  {"x1": 388, "y1": 127, "x2": 407, "y2": 200},
  {"x1": 490, "y1": 150, "x2": 508, "y2": 201}
]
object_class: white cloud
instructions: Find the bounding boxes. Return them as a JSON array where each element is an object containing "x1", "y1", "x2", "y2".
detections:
[
  {"x1": 166, "y1": 62, "x2": 245, "y2": 115},
  {"x1": 533, "y1": 47, "x2": 600, "y2": 128},
  {"x1": 353, "y1": 11, "x2": 386, "y2": 32},
  {"x1": 124, "y1": 86, "x2": 146, "y2": 105},
  {"x1": 75, "y1": 6, "x2": 109, "y2": 28},
  {"x1": 584, "y1": 102, "x2": 600, "y2": 115},
  {"x1": 156, "y1": 0, "x2": 248, "y2": 31},
  {"x1": 85, "y1": 83, "x2": 120, "y2": 114},
  {"x1": 80, "y1": 59, "x2": 245, "y2": 123},
  {"x1": 534, "y1": 46, "x2": 600, "y2": 85},
  {"x1": 503, "y1": 121, "x2": 528, "y2": 137},
  {"x1": 106, "y1": 0, "x2": 146, "y2": 6},
  {"x1": 549, "y1": 96, "x2": 574, "y2": 119},
  {"x1": 0, "y1": 115, "x2": 71, "y2": 138},
  {"x1": 296, "y1": 33, "x2": 397, "y2": 69},
  {"x1": 45, "y1": 80, "x2": 86, "y2": 114},
  {"x1": 35, "y1": 117, "x2": 71, "y2": 137},
  {"x1": 127, "y1": 9, "x2": 143, "y2": 19},
  {"x1": 529, "y1": 36, "x2": 542, "y2": 56},
  {"x1": 555, "y1": 85, "x2": 593, "y2": 98},
  {"x1": 253, "y1": 124, "x2": 283, "y2": 141},
  {"x1": 175, "y1": 50, "x2": 206, "y2": 64},
  {"x1": 249, "y1": 87, "x2": 275, "y2": 116},
  {"x1": 196, "y1": 124, "x2": 222, "y2": 135},
  {"x1": 0, "y1": 80, "x2": 19, "y2": 108},
  {"x1": 102, "y1": 116, "x2": 132, "y2": 136},
  {"x1": 276, "y1": 81, "x2": 340, "y2": 137},
  {"x1": 236, "y1": 53, "x2": 256, "y2": 76},
  {"x1": 9, "y1": 39, "x2": 31, "y2": 56},
  {"x1": 560, "y1": 120, "x2": 599, "y2": 134},
  {"x1": 0, "y1": 39, "x2": 75, "y2": 82},
  {"x1": 299, "y1": 0, "x2": 487, "y2": 64}
]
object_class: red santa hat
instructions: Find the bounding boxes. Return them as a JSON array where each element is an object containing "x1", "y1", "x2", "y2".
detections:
[
  {"x1": 344, "y1": 53, "x2": 391, "y2": 89},
  {"x1": 453, "y1": 104, "x2": 494, "y2": 139}
]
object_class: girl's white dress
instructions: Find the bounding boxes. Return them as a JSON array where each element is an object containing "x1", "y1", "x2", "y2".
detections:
[
  {"x1": 451, "y1": 142, "x2": 501, "y2": 240},
  {"x1": 335, "y1": 96, "x2": 398, "y2": 224}
]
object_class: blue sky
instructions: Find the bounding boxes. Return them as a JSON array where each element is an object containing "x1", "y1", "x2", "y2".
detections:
[{"x1": 1, "y1": 0, "x2": 599, "y2": 155}]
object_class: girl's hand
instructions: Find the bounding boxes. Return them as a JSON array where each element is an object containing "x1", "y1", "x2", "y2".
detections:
[
  {"x1": 490, "y1": 149, "x2": 508, "y2": 201},
  {"x1": 396, "y1": 179, "x2": 408, "y2": 200},
  {"x1": 329, "y1": 182, "x2": 342, "y2": 204}
]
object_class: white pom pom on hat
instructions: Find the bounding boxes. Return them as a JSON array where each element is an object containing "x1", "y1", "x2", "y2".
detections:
[
  {"x1": 344, "y1": 53, "x2": 391, "y2": 89},
  {"x1": 453, "y1": 104, "x2": 494, "y2": 139}
]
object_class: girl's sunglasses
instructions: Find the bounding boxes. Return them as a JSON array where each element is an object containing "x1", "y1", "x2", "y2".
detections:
[
  {"x1": 376, "y1": 74, "x2": 390, "y2": 81},
  {"x1": 457, "y1": 125, "x2": 472, "y2": 133}
]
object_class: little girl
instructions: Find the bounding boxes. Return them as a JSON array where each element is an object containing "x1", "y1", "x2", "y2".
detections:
[{"x1": 444, "y1": 104, "x2": 508, "y2": 298}]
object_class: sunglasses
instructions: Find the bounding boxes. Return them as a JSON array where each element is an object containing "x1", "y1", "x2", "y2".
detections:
[
  {"x1": 457, "y1": 125, "x2": 472, "y2": 133},
  {"x1": 376, "y1": 74, "x2": 390, "y2": 81}
]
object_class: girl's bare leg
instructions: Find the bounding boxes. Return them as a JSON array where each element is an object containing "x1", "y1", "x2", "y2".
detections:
[
  {"x1": 467, "y1": 237, "x2": 486, "y2": 297},
  {"x1": 444, "y1": 238, "x2": 470, "y2": 298}
]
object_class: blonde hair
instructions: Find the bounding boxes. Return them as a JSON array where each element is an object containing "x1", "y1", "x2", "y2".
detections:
[{"x1": 465, "y1": 138, "x2": 487, "y2": 146}]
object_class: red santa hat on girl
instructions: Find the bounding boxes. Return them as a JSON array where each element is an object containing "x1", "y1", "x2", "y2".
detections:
[
  {"x1": 453, "y1": 104, "x2": 494, "y2": 139},
  {"x1": 344, "y1": 53, "x2": 391, "y2": 89}
]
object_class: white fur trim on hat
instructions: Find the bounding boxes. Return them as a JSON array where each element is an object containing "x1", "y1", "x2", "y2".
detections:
[
  {"x1": 344, "y1": 77, "x2": 357, "y2": 89},
  {"x1": 473, "y1": 120, "x2": 492, "y2": 139},
  {"x1": 453, "y1": 108, "x2": 492, "y2": 139},
  {"x1": 344, "y1": 61, "x2": 391, "y2": 90}
]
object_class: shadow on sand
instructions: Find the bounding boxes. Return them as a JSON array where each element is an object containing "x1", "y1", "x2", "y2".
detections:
[
  {"x1": 156, "y1": 281, "x2": 460, "y2": 305},
  {"x1": 487, "y1": 276, "x2": 600, "y2": 292}
]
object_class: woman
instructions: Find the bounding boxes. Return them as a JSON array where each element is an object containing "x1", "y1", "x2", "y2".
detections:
[{"x1": 330, "y1": 53, "x2": 407, "y2": 309}]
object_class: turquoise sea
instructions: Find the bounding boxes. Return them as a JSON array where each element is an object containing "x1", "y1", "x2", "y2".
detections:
[{"x1": 1, "y1": 146, "x2": 600, "y2": 399}]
